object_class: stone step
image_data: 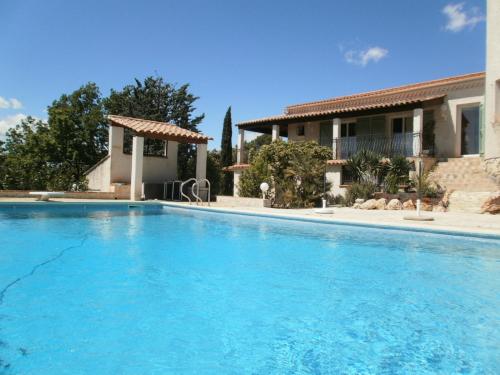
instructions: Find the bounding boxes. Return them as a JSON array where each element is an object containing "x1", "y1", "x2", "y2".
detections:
[
  {"x1": 448, "y1": 191, "x2": 492, "y2": 213},
  {"x1": 428, "y1": 157, "x2": 499, "y2": 193}
]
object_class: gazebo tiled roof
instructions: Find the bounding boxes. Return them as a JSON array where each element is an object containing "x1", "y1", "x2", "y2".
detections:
[{"x1": 108, "y1": 115, "x2": 212, "y2": 144}]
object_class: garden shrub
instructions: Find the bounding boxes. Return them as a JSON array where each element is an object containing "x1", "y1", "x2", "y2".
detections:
[
  {"x1": 238, "y1": 141, "x2": 331, "y2": 208},
  {"x1": 344, "y1": 181, "x2": 378, "y2": 206}
]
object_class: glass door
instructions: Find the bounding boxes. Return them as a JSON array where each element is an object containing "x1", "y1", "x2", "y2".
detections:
[
  {"x1": 461, "y1": 106, "x2": 480, "y2": 155},
  {"x1": 391, "y1": 116, "x2": 413, "y2": 156}
]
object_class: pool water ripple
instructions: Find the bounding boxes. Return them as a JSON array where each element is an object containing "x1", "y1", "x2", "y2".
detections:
[{"x1": 0, "y1": 204, "x2": 498, "y2": 374}]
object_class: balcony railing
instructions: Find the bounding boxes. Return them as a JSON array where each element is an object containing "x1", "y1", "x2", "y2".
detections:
[{"x1": 333, "y1": 132, "x2": 421, "y2": 159}]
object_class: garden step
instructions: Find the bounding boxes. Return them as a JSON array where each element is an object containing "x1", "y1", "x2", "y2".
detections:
[{"x1": 428, "y1": 157, "x2": 499, "y2": 192}]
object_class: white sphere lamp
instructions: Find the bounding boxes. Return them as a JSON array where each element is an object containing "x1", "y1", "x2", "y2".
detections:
[{"x1": 260, "y1": 182, "x2": 269, "y2": 199}]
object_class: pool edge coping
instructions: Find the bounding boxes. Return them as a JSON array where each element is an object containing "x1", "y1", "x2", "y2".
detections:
[
  {"x1": 1, "y1": 200, "x2": 499, "y2": 240},
  {"x1": 159, "y1": 202, "x2": 500, "y2": 240}
]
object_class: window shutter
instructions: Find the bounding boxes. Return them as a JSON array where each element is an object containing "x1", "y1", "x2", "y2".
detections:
[{"x1": 479, "y1": 103, "x2": 485, "y2": 155}]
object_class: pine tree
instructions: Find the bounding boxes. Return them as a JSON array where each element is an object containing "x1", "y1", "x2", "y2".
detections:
[{"x1": 220, "y1": 106, "x2": 233, "y2": 195}]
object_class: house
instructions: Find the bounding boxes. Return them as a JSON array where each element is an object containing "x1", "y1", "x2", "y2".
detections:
[
  {"x1": 85, "y1": 115, "x2": 212, "y2": 201},
  {"x1": 228, "y1": 1, "x2": 500, "y2": 198}
]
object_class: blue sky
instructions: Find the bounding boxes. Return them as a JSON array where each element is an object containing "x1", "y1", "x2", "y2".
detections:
[{"x1": 0, "y1": 0, "x2": 486, "y2": 148}]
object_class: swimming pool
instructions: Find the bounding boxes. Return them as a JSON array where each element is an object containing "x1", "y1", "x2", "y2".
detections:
[{"x1": 0, "y1": 203, "x2": 499, "y2": 374}]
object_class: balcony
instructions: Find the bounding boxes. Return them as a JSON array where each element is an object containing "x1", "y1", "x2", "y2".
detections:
[{"x1": 332, "y1": 132, "x2": 421, "y2": 159}]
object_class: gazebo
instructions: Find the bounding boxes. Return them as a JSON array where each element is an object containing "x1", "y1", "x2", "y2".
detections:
[{"x1": 86, "y1": 115, "x2": 213, "y2": 201}]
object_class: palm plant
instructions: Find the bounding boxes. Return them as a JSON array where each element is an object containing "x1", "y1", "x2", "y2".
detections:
[
  {"x1": 383, "y1": 156, "x2": 411, "y2": 194},
  {"x1": 346, "y1": 150, "x2": 384, "y2": 184}
]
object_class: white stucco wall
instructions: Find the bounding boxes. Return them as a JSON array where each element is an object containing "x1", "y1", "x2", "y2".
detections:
[
  {"x1": 439, "y1": 84, "x2": 485, "y2": 157},
  {"x1": 86, "y1": 137, "x2": 179, "y2": 191},
  {"x1": 86, "y1": 156, "x2": 111, "y2": 191},
  {"x1": 326, "y1": 165, "x2": 346, "y2": 197},
  {"x1": 484, "y1": 0, "x2": 500, "y2": 159},
  {"x1": 110, "y1": 141, "x2": 179, "y2": 184},
  {"x1": 288, "y1": 121, "x2": 321, "y2": 142}
]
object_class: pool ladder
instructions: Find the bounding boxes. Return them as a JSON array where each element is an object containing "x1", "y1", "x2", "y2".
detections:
[{"x1": 180, "y1": 178, "x2": 211, "y2": 206}]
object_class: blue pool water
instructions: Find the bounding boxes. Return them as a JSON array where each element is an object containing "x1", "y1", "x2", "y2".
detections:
[{"x1": 0, "y1": 203, "x2": 499, "y2": 374}]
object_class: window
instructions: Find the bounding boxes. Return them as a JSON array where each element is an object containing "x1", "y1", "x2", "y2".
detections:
[
  {"x1": 296, "y1": 125, "x2": 305, "y2": 136},
  {"x1": 391, "y1": 116, "x2": 414, "y2": 156},
  {"x1": 341, "y1": 166, "x2": 354, "y2": 185},
  {"x1": 341, "y1": 122, "x2": 356, "y2": 137},
  {"x1": 123, "y1": 128, "x2": 168, "y2": 157},
  {"x1": 391, "y1": 117, "x2": 413, "y2": 134},
  {"x1": 319, "y1": 122, "x2": 333, "y2": 147},
  {"x1": 356, "y1": 115, "x2": 386, "y2": 137}
]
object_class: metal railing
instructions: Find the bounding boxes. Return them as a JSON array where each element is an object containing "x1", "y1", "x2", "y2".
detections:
[
  {"x1": 180, "y1": 178, "x2": 211, "y2": 205},
  {"x1": 192, "y1": 179, "x2": 211, "y2": 206},
  {"x1": 163, "y1": 180, "x2": 182, "y2": 201},
  {"x1": 332, "y1": 132, "x2": 421, "y2": 159}
]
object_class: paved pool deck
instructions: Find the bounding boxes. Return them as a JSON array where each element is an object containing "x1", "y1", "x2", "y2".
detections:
[{"x1": 1, "y1": 198, "x2": 499, "y2": 237}]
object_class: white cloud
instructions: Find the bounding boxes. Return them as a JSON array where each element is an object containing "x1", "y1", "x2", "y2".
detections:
[
  {"x1": 0, "y1": 97, "x2": 10, "y2": 109},
  {"x1": 344, "y1": 47, "x2": 388, "y2": 67},
  {"x1": 9, "y1": 98, "x2": 23, "y2": 109},
  {"x1": 0, "y1": 96, "x2": 23, "y2": 109},
  {"x1": 443, "y1": 3, "x2": 485, "y2": 32},
  {"x1": 0, "y1": 113, "x2": 28, "y2": 139}
]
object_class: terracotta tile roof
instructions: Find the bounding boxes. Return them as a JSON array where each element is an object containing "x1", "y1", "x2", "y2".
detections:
[
  {"x1": 326, "y1": 159, "x2": 347, "y2": 166},
  {"x1": 108, "y1": 115, "x2": 212, "y2": 144},
  {"x1": 222, "y1": 164, "x2": 251, "y2": 172},
  {"x1": 238, "y1": 72, "x2": 484, "y2": 127}
]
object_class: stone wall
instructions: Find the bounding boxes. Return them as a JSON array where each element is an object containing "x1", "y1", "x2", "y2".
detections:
[
  {"x1": 0, "y1": 190, "x2": 129, "y2": 200},
  {"x1": 216, "y1": 195, "x2": 269, "y2": 208},
  {"x1": 484, "y1": 157, "x2": 500, "y2": 185}
]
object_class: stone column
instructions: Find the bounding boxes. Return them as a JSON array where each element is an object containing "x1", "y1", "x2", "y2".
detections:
[
  {"x1": 237, "y1": 128, "x2": 245, "y2": 164},
  {"x1": 108, "y1": 125, "x2": 124, "y2": 156},
  {"x1": 413, "y1": 108, "x2": 423, "y2": 157},
  {"x1": 233, "y1": 170, "x2": 241, "y2": 197},
  {"x1": 196, "y1": 143, "x2": 207, "y2": 181},
  {"x1": 130, "y1": 136, "x2": 144, "y2": 201},
  {"x1": 485, "y1": 0, "x2": 500, "y2": 159},
  {"x1": 332, "y1": 118, "x2": 341, "y2": 159},
  {"x1": 272, "y1": 124, "x2": 280, "y2": 141}
]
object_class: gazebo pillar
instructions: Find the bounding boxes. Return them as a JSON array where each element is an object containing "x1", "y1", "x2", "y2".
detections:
[
  {"x1": 130, "y1": 136, "x2": 144, "y2": 201},
  {"x1": 196, "y1": 143, "x2": 207, "y2": 180}
]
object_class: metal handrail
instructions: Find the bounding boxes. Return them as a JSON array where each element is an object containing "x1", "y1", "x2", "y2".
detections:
[
  {"x1": 192, "y1": 178, "x2": 211, "y2": 206},
  {"x1": 180, "y1": 178, "x2": 197, "y2": 204},
  {"x1": 191, "y1": 183, "x2": 203, "y2": 205}
]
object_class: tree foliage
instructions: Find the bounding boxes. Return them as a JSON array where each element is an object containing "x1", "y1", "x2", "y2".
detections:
[
  {"x1": 104, "y1": 76, "x2": 205, "y2": 180},
  {"x1": 1, "y1": 83, "x2": 107, "y2": 190},
  {"x1": 239, "y1": 141, "x2": 331, "y2": 208},
  {"x1": 220, "y1": 106, "x2": 233, "y2": 195},
  {"x1": 47, "y1": 83, "x2": 108, "y2": 189},
  {"x1": 244, "y1": 133, "x2": 272, "y2": 162},
  {"x1": 1, "y1": 117, "x2": 53, "y2": 190}
]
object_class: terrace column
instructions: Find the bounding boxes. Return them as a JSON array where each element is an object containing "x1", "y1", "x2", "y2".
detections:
[
  {"x1": 237, "y1": 128, "x2": 245, "y2": 164},
  {"x1": 130, "y1": 136, "x2": 144, "y2": 201},
  {"x1": 413, "y1": 108, "x2": 423, "y2": 157},
  {"x1": 272, "y1": 124, "x2": 280, "y2": 141},
  {"x1": 196, "y1": 143, "x2": 207, "y2": 181},
  {"x1": 332, "y1": 118, "x2": 341, "y2": 159}
]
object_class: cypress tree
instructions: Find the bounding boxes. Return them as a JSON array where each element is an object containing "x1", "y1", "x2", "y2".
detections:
[{"x1": 220, "y1": 106, "x2": 233, "y2": 195}]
